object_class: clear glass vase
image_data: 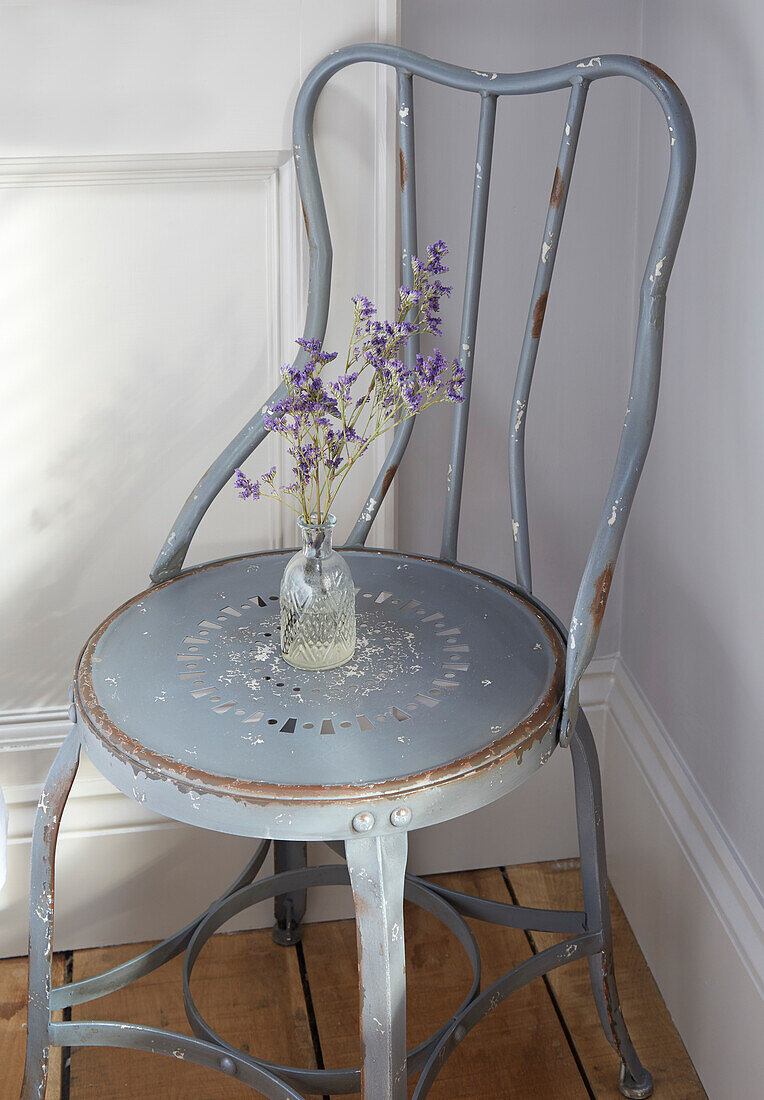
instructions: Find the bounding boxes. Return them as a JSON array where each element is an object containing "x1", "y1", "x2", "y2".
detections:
[{"x1": 279, "y1": 514, "x2": 356, "y2": 670}]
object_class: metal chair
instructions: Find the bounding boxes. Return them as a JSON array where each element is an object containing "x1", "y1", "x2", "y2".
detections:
[{"x1": 21, "y1": 45, "x2": 695, "y2": 1100}]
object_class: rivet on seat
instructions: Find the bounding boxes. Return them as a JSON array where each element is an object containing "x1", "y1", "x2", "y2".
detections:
[{"x1": 390, "y1": 806, "x2": 411, "y2": 827}]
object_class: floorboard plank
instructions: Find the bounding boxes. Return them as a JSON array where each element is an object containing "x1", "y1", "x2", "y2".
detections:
[
  {"x1": 302, "y1": 867, "x2": 591, "y2": 1099},
  {"x1": 69, "y1": 928, "x2": 313, "y2": 1099},
  {"x1": 507, "y1": 858, "x2": 707, "y2": 1098},
  {"x1": 0, "y1": 953, "x2": 65, "y2": 1100}
]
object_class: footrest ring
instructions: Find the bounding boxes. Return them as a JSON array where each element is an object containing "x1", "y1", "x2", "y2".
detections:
[{"x1": 182, "y1": 863, "x2": 481, "y2": 1095}]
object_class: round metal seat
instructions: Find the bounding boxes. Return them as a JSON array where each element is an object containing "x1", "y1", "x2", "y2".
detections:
[{"x1": 76, "y1": 548, "x2": 565, "y2": 840}]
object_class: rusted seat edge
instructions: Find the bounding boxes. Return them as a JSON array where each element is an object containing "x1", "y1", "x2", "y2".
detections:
[{"x1": 73, "y1": 691, "x2": 563, "y2": 808}]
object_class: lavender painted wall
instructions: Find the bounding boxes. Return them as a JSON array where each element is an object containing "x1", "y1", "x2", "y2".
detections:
[
  {"x1": 399, "y1": 0, "x2": 644, "y2": 654},
  {"x1": 401, "y1": 0, "x2": 764, "y2": 900},
  {"x1": 624, "y1": 0, "x2": 764, "y2": 891}
]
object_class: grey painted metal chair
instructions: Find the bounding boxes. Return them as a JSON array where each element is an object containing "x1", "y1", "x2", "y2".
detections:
[{"x1": 21, "y1": 45, "x2": 694, "y2": 1100}]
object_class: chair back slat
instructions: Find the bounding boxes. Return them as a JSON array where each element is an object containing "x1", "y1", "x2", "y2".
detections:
[
  {"x1": 440, "y1": 93, "x2": 497, "y2": 562},
  {"x1": 510, "y1": 81, "x2": 588, "y2": 592},
  {"x1": 398, "y1": 70, "x2": 419, "y2": 298}
]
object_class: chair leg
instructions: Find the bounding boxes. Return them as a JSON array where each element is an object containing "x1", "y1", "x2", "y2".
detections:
[
  {"x1": 272, "y1": 840, "x2": 308, "y2": 946},
  {"x1": 346, "y1": 831, "x2": 408, "y2": 1100},
  {"x1": 21, "y1": 727, "x2": 81, "y2": 1100},
  {"x1": 571, "y1": 716, "x2": 654, "y2": 1099}
]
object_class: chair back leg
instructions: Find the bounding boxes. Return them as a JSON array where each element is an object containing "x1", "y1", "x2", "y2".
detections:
[
  {"x1": 571, "y1": 717, "x2": 654, "y2": 1099},
  {"x1": 272, "y1": 840, "x2": 308, "y2": 946}
]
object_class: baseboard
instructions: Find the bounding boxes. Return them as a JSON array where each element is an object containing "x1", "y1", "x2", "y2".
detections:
[{"x1": 603, "y1": 658, "x2": 764, "y2": 1100}]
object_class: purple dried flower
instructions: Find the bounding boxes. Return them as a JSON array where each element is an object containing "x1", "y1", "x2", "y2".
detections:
[
  {"x1": 235, "y1": 468, "x2": 261, "y2": 501},
  {"x1": 352, "y1": 294, "x2": 377, "y2": 323},
  {"x1": 236, "y1": 241, "x2": 460, "y2": 522}
]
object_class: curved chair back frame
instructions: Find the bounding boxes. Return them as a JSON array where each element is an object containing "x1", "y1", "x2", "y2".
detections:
[{"x1": 151, "y1": 45, "x2": 695, "y2": 744}]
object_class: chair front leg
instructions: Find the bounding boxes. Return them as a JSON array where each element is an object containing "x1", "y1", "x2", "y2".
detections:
[
  {"x1": 21, "y1": 726, "x2": 81, "y2": 1100},
  {"x1": 346, "y1": 830, "x2": 408, "y2": 1100}
]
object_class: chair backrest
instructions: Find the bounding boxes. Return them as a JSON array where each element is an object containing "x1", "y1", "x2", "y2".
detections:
[{"x1": 152, "y1": 45, "x2": 695, "y2": 742}]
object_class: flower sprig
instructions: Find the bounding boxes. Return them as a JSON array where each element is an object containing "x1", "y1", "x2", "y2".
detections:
[{"x1": 235, "y1": 241, "x2": 464, "y2": 522}]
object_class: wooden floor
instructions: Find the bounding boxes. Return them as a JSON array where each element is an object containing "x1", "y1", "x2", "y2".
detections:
[{"x1": 1, "y1": 860, "x2": 706, "y2": 1100}]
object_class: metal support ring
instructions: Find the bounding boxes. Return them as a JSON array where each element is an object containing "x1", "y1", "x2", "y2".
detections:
[
  {"x1": 182, "y1": 863, "x2": 481, "y2": 1095},
  {"x1": 411, "y1": 931, "x2": 603, "y2": 1097},
  {"x1": 49, "y1": 1021, "x2": 304, "y2": 1099},
  {"x1": 51, "y1": 840, "x2": 272, "y2": 1011}
]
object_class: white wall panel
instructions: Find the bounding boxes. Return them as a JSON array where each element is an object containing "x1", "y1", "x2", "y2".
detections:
[
  {"x1": 0, "y1": 0, "x2": 399, "y2": 714},
  {"x1": 0, "y1": 0, "x2": 402, "y2": 953},
  {"x1": 1, "y1": 154, "x2": 290, "y2": 708}
]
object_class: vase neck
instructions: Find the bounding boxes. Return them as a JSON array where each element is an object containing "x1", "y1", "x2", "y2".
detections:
[{"x1": 298, "y1": 515, "x2": 336, "y2": 560}]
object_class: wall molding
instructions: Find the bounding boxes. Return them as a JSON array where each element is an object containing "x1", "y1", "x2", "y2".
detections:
[
  {"x1": 0, "y1": 150, "x2": 292, "y2": 187},
  {"x1": 0, "y1": 707, "x2": 67, "y2": 751},
  {"x1": 573, "y1": 653, "x2": 762, "y2": 1011},
  {"x1": 0, "y1": 147, "x2": 307, "y2": 554},
  {"x1": 606, "y1": 658, "x2": 764, "y2": 999}
]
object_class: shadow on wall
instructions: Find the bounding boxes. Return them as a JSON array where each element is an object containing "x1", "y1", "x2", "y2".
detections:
[
  {"x1": 2, "y1": 290, "x2": 276, "y2": 711},
  {"x1": 622, "y1": 512, "x2": 760, "y2": 892}
]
